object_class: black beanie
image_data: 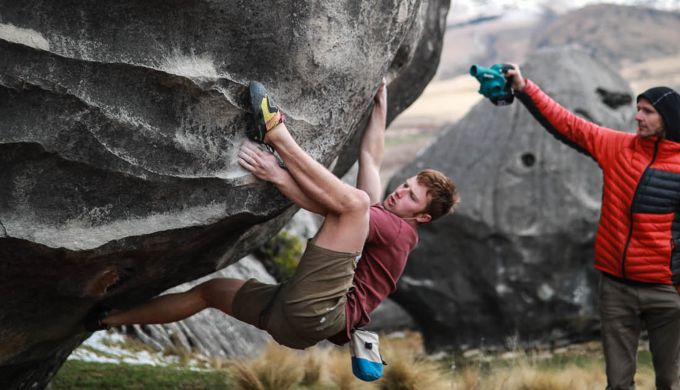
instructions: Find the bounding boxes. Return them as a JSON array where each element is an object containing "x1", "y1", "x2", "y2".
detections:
[{"x1": 637, "y1": 86, "x2": 680, "y2": 142}]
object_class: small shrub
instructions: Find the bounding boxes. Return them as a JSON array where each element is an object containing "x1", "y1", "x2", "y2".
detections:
[
  {"x1": 379, "y1": 350, "x2": 451, "y2": 390},
  {"x1": 256, "y1": 230, "x2": 304, "y2": 282}
]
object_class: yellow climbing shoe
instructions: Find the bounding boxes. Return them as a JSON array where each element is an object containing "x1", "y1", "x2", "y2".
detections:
[{"x1": 248, "y1": 81, "x2": 286, "y2": 143}]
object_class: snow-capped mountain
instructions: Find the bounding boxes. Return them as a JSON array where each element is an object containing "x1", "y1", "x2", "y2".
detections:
[
  {"x1": 448, "y1": 0, "x2": 680, "y2": 24},
  {"x1": 438, "y1": 0, "x2": 680, "y2": 80}
]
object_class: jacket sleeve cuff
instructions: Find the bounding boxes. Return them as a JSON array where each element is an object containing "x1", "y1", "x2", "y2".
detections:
[{"x1": 521, "y1": 78, "x2": 537, "y2": 96}]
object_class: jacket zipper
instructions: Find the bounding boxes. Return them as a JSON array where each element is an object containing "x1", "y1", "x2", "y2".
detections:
[{"x1": 621, "y1": 140, "x2": 660, "y2": 278}]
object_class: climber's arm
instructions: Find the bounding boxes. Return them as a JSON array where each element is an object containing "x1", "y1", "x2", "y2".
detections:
[
  {"x1": 238, "y1": 141, "x2": 326, "y2": 214},
  {"x1": 357, "y1": 79, "x2": 387, "y2": 204}
]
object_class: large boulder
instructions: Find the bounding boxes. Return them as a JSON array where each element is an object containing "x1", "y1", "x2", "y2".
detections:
[
  {"x1": 388, "y1": 48, "x2": 636, "y2": 352},
  {"x1": 0, "y1": 0, "x2": 451, "y2": 388}
]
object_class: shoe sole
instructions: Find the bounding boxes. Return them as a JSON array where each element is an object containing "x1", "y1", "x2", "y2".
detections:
[{"x1": 248, "y1": 81, "x2": 269, "y2": 142}]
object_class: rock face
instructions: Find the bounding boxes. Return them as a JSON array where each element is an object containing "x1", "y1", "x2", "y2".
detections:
[
  {"x1": 388, "y1": 48, "x2": 636, "y2": 352},
  {"x1": 0, "y1": 0, "x2": 450, "y2": 388},
  {"x1": 364, "y1": 298, "x2": 416, "y2": 333}
]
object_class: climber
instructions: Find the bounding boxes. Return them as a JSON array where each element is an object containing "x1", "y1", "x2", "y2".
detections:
[
  {"x1": 505, "y1": 64, "x2": 680, "y2": 389},
  {"x1": 87, "y1": 79, "x2": 458, "y2": 349}
]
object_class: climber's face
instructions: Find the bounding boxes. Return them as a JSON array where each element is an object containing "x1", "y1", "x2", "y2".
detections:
[{"x1": 383, "y1": 176, "x2": 432, "y2": 224}]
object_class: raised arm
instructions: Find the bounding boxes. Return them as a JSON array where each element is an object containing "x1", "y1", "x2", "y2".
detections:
[
  {"x1": 238, "y1": 141, "x2": 326, "y2": 215},
  {"x1": 357, "y1": 79, "x2": 387, "y2": 204},
  {"x1": 505, "y1": 64, "x2": 625, "y2": 162}
]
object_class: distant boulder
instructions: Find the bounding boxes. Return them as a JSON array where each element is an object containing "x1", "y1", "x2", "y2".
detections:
[{"x1": 388, "y1": 48, "x2": 636, "y2": 352}]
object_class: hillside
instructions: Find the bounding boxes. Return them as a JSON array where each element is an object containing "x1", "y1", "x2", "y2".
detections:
[
  {"x1": 436, "y1": 8, "x2": 549, "y2": 79},
  {"x1": 437, "y1": 3, "x2": 680, "y2": 81},
  {"x1": 532, "y1": 4, "x2": 680, "y2": 68}
]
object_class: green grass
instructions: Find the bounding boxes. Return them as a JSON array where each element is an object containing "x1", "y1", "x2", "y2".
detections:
[{"x1": 50, "y1": 360, "x2": 230, "y2": 389}]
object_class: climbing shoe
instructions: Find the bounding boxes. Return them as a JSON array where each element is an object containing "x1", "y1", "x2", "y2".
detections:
[
  {"x1": 83, "y1": 305, "x2": 110, "y2": 332},
  {"x1": 248, "y1": 81, "x2": 285, "y2": 143}
]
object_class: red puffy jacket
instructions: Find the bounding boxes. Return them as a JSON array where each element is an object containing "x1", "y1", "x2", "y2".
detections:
[{"x1": 519, "y1": 80, "x2": 680, "y2": 291}]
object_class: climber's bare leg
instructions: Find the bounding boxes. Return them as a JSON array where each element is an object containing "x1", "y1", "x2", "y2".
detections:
[{"x1": 102, "y1": 278, "x2": 245, "y2": 326}]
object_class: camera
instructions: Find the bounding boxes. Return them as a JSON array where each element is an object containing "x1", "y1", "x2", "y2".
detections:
[{"x1": 469, "y1": 63, "x2": 515, "y2": 106}]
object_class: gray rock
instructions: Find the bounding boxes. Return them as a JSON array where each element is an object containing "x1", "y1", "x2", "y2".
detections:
[
  {"x1": 0, "y1": 0, "x2": 450, "y2": 388},
  {"x1": 388, "y1": 48, "x2": 636, "y2": 352},
  {"x1": 364, "y1": 298, "x2": 416, "y2": 333}
]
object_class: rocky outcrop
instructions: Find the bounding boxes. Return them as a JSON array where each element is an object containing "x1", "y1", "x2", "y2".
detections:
[
  {"x1": 0, "y1": 0, "x2": 451, "y2": 388},
  {"x1": 388, "y1": 48, "x2": 636, "y2": 352}
]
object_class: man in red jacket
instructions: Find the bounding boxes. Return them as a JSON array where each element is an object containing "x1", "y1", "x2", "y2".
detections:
[
  {"x1": 95, "y1": 80, "x2": 459, "y2": 350},
  {"x1": 506, "y1": 65, "x2": 680, "y2": 390}
]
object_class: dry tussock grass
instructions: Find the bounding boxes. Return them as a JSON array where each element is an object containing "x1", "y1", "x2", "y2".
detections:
[
  {"x1": 301, "y1": 347, "x2": 327, "y2": 387},
  {"x1": 326, "y1": 345, "x2": 374, "y2": 390},
  {"x1": 378, "y1": 335, "x2": 453, "y2": 390},
  {"x1": 224, "y1": 332, "x2": 655, "y2": 390},
  {"x1": 471, "y1": 364, "x2": 606, "y2": 390},
  {"x1": 230, "y1": 361, "x2": 264, "y2": 390},
  {"x1": 228, "y1": 344, "x2": 303, "y2": 390},
  {"x1": 449, "y1": 352, "x2": 656, "y2": 390},
  {"x1": 380, "y1": 354, "x2": 453, "y2": 390}
]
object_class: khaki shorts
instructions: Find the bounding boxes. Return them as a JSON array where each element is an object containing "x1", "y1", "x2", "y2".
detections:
[{"x1": 232, "y1": 242, "x2": 359, "y2": 349}]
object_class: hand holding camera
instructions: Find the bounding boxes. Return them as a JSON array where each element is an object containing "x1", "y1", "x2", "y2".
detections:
[
  {"x1": 469, "y1": 63, "x2": 525, "y2": 106},
  {"x1": 504, "y1": 64, "x2": 526, "y2": 93}
]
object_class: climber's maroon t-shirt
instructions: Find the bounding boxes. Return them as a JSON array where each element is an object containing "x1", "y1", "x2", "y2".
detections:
[{"x1": 327, "y1": 204, "x2": 418, "y2": 344}]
